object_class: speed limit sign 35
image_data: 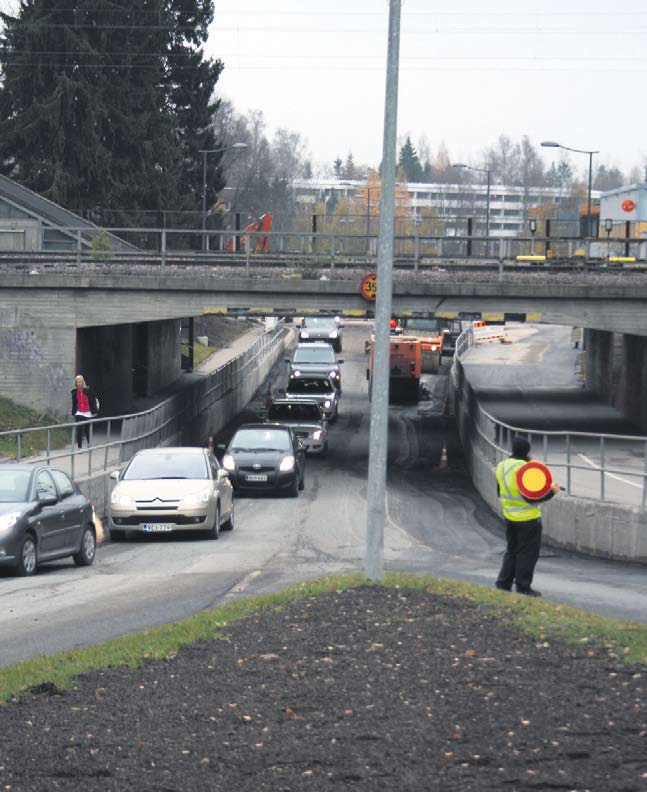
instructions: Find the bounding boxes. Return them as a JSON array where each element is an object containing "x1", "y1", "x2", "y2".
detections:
[{"x1": 359, "y1": 273, "x2": 377, "y2": 301}]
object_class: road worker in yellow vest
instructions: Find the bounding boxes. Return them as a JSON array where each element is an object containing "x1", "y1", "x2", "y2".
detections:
[{"x1": 495, "y1": 436, "x2": 560, "y2": 597}]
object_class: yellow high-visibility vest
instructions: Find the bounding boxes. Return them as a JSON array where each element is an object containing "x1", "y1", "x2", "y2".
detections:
[{"x1": 496, "y1": 458, "x2": 542, "y2": 522}]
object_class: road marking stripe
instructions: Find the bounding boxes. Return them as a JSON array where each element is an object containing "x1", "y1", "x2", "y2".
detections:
[
  {"x1": 577, "y1": 453, "x2": 642, "y2": 489},
  {"x1": 228, "y1": 570, "x2": 263, "y2": 595}
]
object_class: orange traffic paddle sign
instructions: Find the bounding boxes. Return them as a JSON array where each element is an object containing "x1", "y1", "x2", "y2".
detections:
[{"x1": 516, "y1": 461, "x2": 553, "y2": 500}]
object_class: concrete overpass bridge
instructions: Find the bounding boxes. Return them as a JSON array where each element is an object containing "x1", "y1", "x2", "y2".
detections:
[{"x1": 1, "y1": 266, "x2": 646, "y2": 428}]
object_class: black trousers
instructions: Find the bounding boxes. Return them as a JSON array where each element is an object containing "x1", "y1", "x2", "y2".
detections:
[
  {"x1": 496, "y1": 518, "x2": 542, "y2": 592},
  {"x1": 75, "y1": 415, "x2": 91, "y2": 448}
]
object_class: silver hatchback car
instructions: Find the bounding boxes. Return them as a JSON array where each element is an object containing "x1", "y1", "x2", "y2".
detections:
[{"x1": 109, "y1": 447, "x2": 234, "y2": 540}]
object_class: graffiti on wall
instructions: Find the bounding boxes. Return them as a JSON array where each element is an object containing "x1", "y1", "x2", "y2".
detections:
[{"x1": 0, "y1": 330, "x2": 45, "y2": 366}]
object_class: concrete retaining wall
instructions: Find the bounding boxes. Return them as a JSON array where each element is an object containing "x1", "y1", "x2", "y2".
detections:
[
  {"x1": 452, "y1": 357, "x2": 647, "y2": 563},
  {"x1": 76, "y1": 326, "x2": 292, "y2": 520}
]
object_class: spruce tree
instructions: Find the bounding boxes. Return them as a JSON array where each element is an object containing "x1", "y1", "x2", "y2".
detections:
[{"x1": 0, "y1": 0, "x2": 222, "y2": 226}]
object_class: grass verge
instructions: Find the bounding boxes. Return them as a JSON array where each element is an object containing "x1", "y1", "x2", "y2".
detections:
[
  {"x1": 0, "y1": 397, "x2": 70, "y2": 459},
  {"x1": 1, "y1": 572, "x2": 645, "y2": 704}
]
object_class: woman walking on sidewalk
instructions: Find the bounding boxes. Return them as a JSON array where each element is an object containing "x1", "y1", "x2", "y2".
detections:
[{"x1": 71, "y1": 375, "x2": 98, "y2": 449}]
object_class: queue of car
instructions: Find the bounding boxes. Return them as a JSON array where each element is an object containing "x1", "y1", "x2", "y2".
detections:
[{"x1": 0, "y1": 319, "x2": 344, "y2": 575}]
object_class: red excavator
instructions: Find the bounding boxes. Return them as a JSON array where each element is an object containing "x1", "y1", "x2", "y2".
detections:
[{"x1": 225, "y1": 213, "x2": 272, "y2": 253}]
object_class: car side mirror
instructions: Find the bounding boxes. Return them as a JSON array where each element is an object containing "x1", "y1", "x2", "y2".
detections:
[
  {"x1": 110, "y1": 470, "x2": 120, "y2": 482},
  {"x1": 338, "y1": 359, "x2": 344, "y2": 364},
  {"x1": 38, "y1": 493, "x2": 58, "y2": 506},
  {"x1": 284, "y1": 358, "x2": 290, "y2": 363}
]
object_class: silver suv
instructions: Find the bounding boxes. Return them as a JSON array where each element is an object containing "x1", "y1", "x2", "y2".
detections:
[
  {"x1": 298, "y1": 317, "x2": 343, "y2": 352},
  {"x1": 267, "y1": 399, "x2": 328, "y2": 454}
]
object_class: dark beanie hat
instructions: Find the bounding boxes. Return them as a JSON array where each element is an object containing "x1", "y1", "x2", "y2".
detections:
[{"x1": 511, "y1": 436, "x2": 530, "y2": 459}]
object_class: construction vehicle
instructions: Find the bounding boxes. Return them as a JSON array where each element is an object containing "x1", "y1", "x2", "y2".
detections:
[
  {"x1": 366, "y1": 335, "x2": 422, "y2": 404},
  {"x1": 225, "y1": 212, "x2": 272, "y2": 253}
]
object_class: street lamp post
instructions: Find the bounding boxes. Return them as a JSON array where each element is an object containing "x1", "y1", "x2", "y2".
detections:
[
  {"x1": 199, "y1": 142, "x2": 247, "y2": 251},
  {"x1": 541, "y1": 141, "x2": 599, "y2": 238},
  {"x1": 452, "y1": 163, "x2": 492, "y2": 256}
]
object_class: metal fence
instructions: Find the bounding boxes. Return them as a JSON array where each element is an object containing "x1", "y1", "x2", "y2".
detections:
[
  {"x1": 453, "y1": 326, "x2": 647, "y2": 509},
  {"x1": 0, "y1": 324, "x2": 288, "y2": 480},
  {"x1": 11, "y1": 224, "x2": 647, "y2": 266}
]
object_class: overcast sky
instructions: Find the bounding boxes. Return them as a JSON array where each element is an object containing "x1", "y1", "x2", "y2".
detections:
[{"x1": 207, "y1": 0, "x2": 647, "y2": 178}]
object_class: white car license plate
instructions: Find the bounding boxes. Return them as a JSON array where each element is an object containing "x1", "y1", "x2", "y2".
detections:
[
  {"x1": 245, "y1": 474, "x2": 268, "y2": 482},
  {"x1": 143, "y1": 523, "x2": 174, "y2": 532}
]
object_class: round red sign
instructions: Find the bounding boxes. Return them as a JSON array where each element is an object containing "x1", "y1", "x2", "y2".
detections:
[
  {"x1": 622, "y1": 199, "x2": 636, "y2": 213},
  {"x1": 516, "y1": 461, "x2": 553, "y2": 501},
  {"x1": 359, "y1": 273, "x2": 377, "y2": 302}
]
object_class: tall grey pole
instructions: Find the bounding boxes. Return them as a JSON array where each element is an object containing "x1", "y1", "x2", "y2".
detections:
[
  {"x1": 365, "y1": 0, "x2": 401, "y2": 581},
  {"x1": 485, "y1": 169, "x2": 491, "y2": 258},
  {"x1": 202, "y1": 151, "x2": 208, "y2": 251},
  {"x1": 586, "y1": 151, "x2": 593, "y2": 239}
]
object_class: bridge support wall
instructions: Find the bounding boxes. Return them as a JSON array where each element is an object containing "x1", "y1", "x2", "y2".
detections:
[
  {"x1": 585, "y1": 329, "x2": 647, "y2": 432},
  {"x1": 452, "y1": 356, "x2": 647, "y2": 563}
]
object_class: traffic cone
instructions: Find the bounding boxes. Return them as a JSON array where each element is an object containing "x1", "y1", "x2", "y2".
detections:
[
  {"x1": 439, "y1": 442, "x2": 448, "y2": 469},
  {"x1": 265, "y1": 382, "x2": 273, "y2": 409}
]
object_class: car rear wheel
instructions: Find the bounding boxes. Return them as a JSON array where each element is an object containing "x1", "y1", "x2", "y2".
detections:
[
  {"x1": 73, "y1": 526, "x2": 96, "y2": 566},
  {"x1": 207, "y1": 504, "x2": 220, "y2": 539},
  {"x1": 221, "y1": 500, "x2": 235, "y2": 531},
  {"x1": 16, "y1": 535, "x2": 37, "y2": 577}
]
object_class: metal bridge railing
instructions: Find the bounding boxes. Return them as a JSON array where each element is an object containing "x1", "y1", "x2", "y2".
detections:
[
  {"x1": 0, "y1": 324, "x2": 287, "y2": 480},
  {"x1": 5, "y1": 224, "x2": 647, "y2": 267},
  {"x1": 453, "y1": 326, "x2": 647, "y2": 509}
]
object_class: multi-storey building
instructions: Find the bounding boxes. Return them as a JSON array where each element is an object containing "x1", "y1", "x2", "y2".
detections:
[{"x1": 293, "y1": 178, "x2": 599, "y2": 238}]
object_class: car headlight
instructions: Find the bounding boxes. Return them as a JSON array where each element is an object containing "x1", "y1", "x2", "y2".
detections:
[
  {"x1": 292, "y1": 369, "x2": 301, "y2": 377},
  {"x1": 110, "y1": 491, "x2": 132, "y2": 506},
  {"x1": 184, "y1": 488, "x2": 211, "y2": 506},
  {"x1": 311, "y1": 430, "x2": 323, "y2": 441},
  {"x1": 328, "y1": 331, "x2": 338, "y2": 339},
  {"x1": 323, "y1": 400, "x2": 332, "y2": 409},
  {"x1": 222, "y1": 454, "x2": 235, "y2": 471},
  {"x1": 279, "y1": 455, "x2": 295, "y2": 472},
  {"x1": 328, "y1": 370, "x2": 339, "y2": 379},
  {"x1": 0, "y1": 511, "x2": 21, "y2": 532},
  {"x1": 300, "y1": 330, "x2": 309, "y2": 338}
]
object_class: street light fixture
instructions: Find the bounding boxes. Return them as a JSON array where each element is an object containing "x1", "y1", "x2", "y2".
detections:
[
  {"x1": 541, "y1": 140, "x2": 599, "y2": 238},
  {"x1": 199, "y1": 142, "x2": 248, "y2": 251},
  {"x1": 452, "y1": 163, "x2": 492, "y2": 256}
]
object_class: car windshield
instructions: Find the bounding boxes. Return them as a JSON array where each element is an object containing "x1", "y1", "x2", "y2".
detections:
[
  {"x1": 303, "y1": 318, "x2": 336, "y2": 331},
  {"x1": 230, "y1": 428, "x2": 291, "y2": 452},
  {"x1": 269, "y1": 403, "x2": 322, "y2": 421},
  {"x1": 122, "y1": 453, "x2": 208, "y2": 480},
  {"x1": 0, "y1": 470, "x2": 30, "y2": 502},
  {"x1": 406, "y1": 319, "x2": 441, "y2": 332},
  {"x1": 293, "y1": 347, "x2": 336, "y2": 364},
  {"x1": 287, "y1": 379, "x2": 332, "y2": 395}
]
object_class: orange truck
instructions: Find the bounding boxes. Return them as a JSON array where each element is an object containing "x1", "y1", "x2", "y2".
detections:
[
  {"x1": 366, "y1": 335, "x2": 422, "y2": 403},
  {"x1": 400, "y1": 319, "x2": 447, "y2": 372}
]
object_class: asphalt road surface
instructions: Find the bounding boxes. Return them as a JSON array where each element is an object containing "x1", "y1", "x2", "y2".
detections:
[{"x1": 1, "y1": 323, "x2": 646, "y2": 668}]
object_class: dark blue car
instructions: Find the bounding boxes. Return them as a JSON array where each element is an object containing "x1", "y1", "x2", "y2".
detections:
[{"x1": 0, "y1": 464, "x2": 96, "y2": 576}]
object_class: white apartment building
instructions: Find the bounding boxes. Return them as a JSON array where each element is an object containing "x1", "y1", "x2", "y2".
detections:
[{"x1": 293, "y1": 178, "x2": 598, "y2": 238}]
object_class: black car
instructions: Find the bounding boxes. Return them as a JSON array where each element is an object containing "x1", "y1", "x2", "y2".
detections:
[
  {"x1": 0, "y1": 464, "x2": 96, "y2": 576},
  {"x1": 286, "y1": 343, "x2": 344, "y2": 392},
  {"x1": 221, "y1": 424, "x2": 306, "y2": 496},
  {"x1": 298, "y1": 317, "x2": 343, "y2": 352}
]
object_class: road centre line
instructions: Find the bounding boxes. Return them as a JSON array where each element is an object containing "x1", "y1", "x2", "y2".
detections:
[{"x1": 577, "y1": 453, "x2": 642, "y2": 489}]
